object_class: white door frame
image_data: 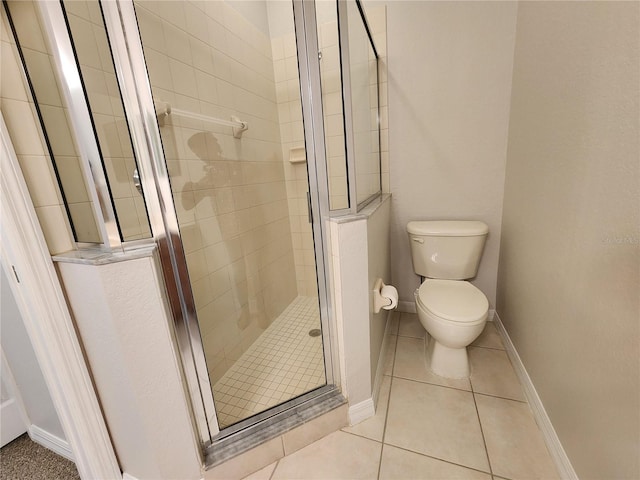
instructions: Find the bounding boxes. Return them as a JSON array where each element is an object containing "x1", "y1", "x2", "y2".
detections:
[{"x1": 0, "y1": 114, "x2": 121, "y2": 479}]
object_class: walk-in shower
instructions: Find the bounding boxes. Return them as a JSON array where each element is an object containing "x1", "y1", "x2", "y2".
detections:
[
  {"x1": 3, "y1": 0, "x2": 382, "y2": 464},
  {"x1": 131, "y1": 0, "x2": 330, "y2": 430}
]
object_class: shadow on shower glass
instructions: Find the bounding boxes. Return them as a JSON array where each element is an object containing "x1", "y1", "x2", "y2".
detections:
[{"x1": 133, "y1": 0, "x2": 327, "y2": 429}]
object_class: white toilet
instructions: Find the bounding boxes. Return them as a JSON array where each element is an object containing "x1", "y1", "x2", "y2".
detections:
[{"x1": 407, "y1": 220, "x2": 489, "y2": 379}]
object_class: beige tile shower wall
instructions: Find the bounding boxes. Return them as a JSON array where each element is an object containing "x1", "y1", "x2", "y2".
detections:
[
  {"x1": 316, "y1": 4, "x2": 389, "y2": 209},
  {"x1": 269, "y1": 6, "x2": 387, "y2": 297},
  {"x1": 349, "y1": 8, "x2": 380, "y2": 205},
  {"x1": 1, "y1": 8, "x2": 75, "y2": 255},
  {"x1": 271, "y1": 31, "x2": 318, "y2": 298},
  {"x1": 135, "y1": 1, "x2": 297, "y2": 383},
  {"x1": 11, "y1": 1, "x2": 101, "y2": 244},
  {"x1": 315, "y1": 6, "x2": 348, "y2": 211},
  {"x1": 64, "y1": 1, "x2": 151, "y2": 241},
  {"x1": 364, "y1": 6, "x2": 388, "y2": 196},
  {"x1": 318, "y1": 4, "x2": 388, "y2": 210}
]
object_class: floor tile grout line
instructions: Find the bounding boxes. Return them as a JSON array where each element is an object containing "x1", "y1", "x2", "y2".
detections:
[
  {"x1": 472, "y1": 390, "x2": 494, "y2": 477},
  {"x1": 472, "y1": 391, "x2": 528, "y2": 404},
  {"x1": 376, "y1": 376, "x2": 393, "y2": 480},
  {"x1": 337, "y1": 427, "x2": 386, "y2": 477},
  {"x1": 268, "y1": 318, "x2": 526, "y2": 480},
  {"x1": 391, "y1": 372, "x2": 526, "y2": 405},
  {"x1": 391, "y1": 373, "x2": 472, "y2": 395},
  {"x1": 395, "y1": 319, "x2": 501, "y2": 477},
  {"x1": 267, "y1": 458, "x2": 280, "y2": 480},
  {"x1": 340, "y1": 428, "x2": 383, "y2": 445},
  {"x1": 377, "y1": 322, "x2": 399, "y2": 480},
  {"x1": 262, "y1": 429, "x2": 289, "y2": 478},
  {"x1": 254, "y1": 318, "x2": 521, "y2": 480},
  {"x1": 390, "y1": 366, "x2": 500, "y2": 477},
  {"x1": 396, "y1": 333, "x2": 425, "y2": 339},
  {"x1": 381, "y1": 442, "x2": 494, "y2": 477},
  {"x1": 469, "y1": 344, "x2": 507, "y2": 352}
]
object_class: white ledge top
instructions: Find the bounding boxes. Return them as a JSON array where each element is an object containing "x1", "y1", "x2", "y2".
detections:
[
  {"x1": 52, "y1": 244, "x2": 156, "y2": 266},
  {"x1": 329, "y1": 194, "x2": 391, "y2": 224}
]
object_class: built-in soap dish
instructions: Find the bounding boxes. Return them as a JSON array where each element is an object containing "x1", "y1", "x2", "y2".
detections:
[{"x1": 289, "y1": 146, "x2": 306, "y2": 164}]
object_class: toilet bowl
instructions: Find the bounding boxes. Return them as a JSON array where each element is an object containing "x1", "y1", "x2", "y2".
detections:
[{"x1": 415, "y1": 279, "x2": 488, "y2": 378}]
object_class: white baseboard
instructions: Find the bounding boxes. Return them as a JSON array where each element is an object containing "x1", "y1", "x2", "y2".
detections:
[
  {"x1": 29, "y1": 425, "x2": 74, "y2": 462},
  {"x1": 123, "y1": 474, "x2": 139, "y2": 480},
  {"x1": 397, "y1": 301, "x2": 416, "y2": 313},
  {"x1": 348, "y1": 398, "x2": 375, "y2": 426},
  {"x1": 351, "y1": 310, "x2": 395, "y2": 426},
  {"x1": 493, "y1": 313, "x2": 578, "y2": 480}
]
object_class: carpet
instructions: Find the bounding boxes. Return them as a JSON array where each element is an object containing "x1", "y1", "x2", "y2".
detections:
[{"x1": 0, "y1": 434, "x2": 80, "y2": 480}]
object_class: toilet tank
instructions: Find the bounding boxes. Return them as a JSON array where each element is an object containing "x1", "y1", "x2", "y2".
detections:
[{"x1": 407, "y1": 221, "x2": 489, "y2": 280}]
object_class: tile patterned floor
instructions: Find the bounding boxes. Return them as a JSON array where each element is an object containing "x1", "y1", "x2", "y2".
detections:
[
  {"x1": 241, "y1": 312, "x2": 560, "y2": 480},
  {"x1": 213, "y1": 296, "x2": 326, "y2": 428}
]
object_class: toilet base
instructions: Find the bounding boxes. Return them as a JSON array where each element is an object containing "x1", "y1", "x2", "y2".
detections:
[{"x1": 426, "y1": 337, "x2": 471, "y2": 379}]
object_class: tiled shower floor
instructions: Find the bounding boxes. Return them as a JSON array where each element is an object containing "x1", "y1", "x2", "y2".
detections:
[{"x1": 213, "y1": 296, "x2": 326, "y2": 428}]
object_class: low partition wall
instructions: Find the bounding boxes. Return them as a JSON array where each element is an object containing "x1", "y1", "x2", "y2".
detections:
[
  {"x1": 327, "y1": 194, "x2": 392, "y2": 424},
  {"x1": 54, "y1": 247, "x2": 202, "y2": 480}
]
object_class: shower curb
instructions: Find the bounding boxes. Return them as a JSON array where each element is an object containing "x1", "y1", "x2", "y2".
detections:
[{"x1": 204, "y1": 386, "x2": 345, "y2": 469}]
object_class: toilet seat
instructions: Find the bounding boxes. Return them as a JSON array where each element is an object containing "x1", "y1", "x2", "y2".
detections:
[{"x1": 417, "y1": 279, "x2": 488, "y2": 324}]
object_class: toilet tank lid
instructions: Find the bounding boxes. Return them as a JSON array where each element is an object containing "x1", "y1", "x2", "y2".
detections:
[{"x1": 407, "y1": 221, "x2": 489, "y2": 236}]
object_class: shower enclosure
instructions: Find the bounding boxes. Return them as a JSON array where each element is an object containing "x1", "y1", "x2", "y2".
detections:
[
  {"x1": 3, "y1": 0, "x2": 382, "y2": 463},
  {"x1": 128, "y1": 0, "x2": 330, "y2": 431}
]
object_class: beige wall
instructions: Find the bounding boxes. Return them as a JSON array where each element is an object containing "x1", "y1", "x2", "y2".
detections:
[
  {"x1": 328, "y1": 195, "x2": 391, "y2": 414},
  {"x1": 1, "y1": 268, "x2": 66, "y2": 443},
  {"x1": 497, "y1": 2, "x2": 639, "y2": 478},
  {"x1": 384, "y1": 1, "x2": 518, "y2": 307},
  {"x1": 366, "y1": 196, "x2": 391, "y2": 387},
  {"x1": 57, "y1": 254, "x2": 201, "y2": 479}
]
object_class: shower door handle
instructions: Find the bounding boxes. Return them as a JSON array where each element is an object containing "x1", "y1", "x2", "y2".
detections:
[
  {"x1": 306, "y1": 191, "x2": 312, "y2": 223},
  {"x1": 132, "y1": 168, "x2": 142, "y2": 195}
]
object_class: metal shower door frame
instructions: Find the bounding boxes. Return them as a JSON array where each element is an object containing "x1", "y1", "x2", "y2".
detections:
[
  {"x1": 101, "y1": 0, "x2": 218, "y2": 445},
  {"x1": 100, "y1": 0, "x2": 339, "y2": 450}
]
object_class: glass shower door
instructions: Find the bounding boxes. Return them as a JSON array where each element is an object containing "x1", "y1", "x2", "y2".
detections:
[{"x1": 131, "y1": 0, "x2": 328, "y2": 430}]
